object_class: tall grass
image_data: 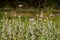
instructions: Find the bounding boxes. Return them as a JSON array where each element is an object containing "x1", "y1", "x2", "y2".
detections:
[{"x1": 0, "y1": 11, "x2": 60, "y2": 40}]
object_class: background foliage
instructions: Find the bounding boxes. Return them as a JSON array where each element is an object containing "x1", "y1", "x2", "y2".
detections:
[{"x1": 0, "y1": 0, "x2": 60, "y2": 9}]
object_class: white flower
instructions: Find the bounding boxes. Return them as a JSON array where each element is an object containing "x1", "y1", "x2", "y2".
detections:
[
  {"x1": 19, "y1": 5, "x2": 23, "y2": 7},
  {"x1": 8, "y1": 29, "x2": 11, "y2": 34},
  {"x1": 40, "y1": 14, "x2": 43, "y2": 18},
  {"x1": 9, "y1": 20, "x2": 11, "y2": 23},
  {"x1": 50, "y1": 32, "x2": 52, "y2": 35},
  {"x1": 43, "y1": 22, "x2": 45, "y2": 25},
  {"x1": 5, "y1": 12, "x2": 7, "y2": 15},
  {"x1": 18, "y1": 15, "x2": 21, "y2": 17},
  {"x1": 36, "y1": 14, "x2": 39, "y2": 16},
  {"x1": 12, "y1": 19, "x2": 15, "y2": 22},
  {"x1": 40, "y1": 11, "x2": 43, "y2": 18},
  {"x1": 39, "y1": 18, "x2": 42, "y2": 20},
  {"x1": 49, "y1": 14, "x2": 53, "y2": 16},
  {"x1": 44, "y1": 19, "x2": 46, "y2": 22},
  {"x1": 1, "y1": 20, "x2": 4, "y2": 22},
  {"x1": 32, "y1": 22, "x2": 36, "y2": 25},
  {"x1": 4, "y1": 37, "x2": 7, "y2": 40},
  {"x1": 29, "y1": 18, "x2": 35, "y2": 21},
  {"x1": 2, "y1": 34, "x2": 7, "y2": 39},
  {"x1": 14, "y1": 14, "x2": 17, "y2": 17},
  {"x1": 46, "y1": 17, "x2": 48, "y2": 19}
]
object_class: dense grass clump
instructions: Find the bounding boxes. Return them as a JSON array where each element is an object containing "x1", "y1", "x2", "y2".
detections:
[{"x1": 0, "y1": 10, "x2": 60, "y2": 40}]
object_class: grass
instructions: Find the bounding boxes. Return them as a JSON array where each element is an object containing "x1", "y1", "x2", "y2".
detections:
[{"x1": 0, "y1": 8, "x2": 60, "y2": 40}]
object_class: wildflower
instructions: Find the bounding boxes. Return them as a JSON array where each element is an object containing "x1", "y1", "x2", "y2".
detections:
[
  {"x1": 1, "y1": 20, "x2": 4, "y2": 22},
  {"x1": 40, "y1": 11, "x2": 43, "y2": 18},
  {"x1": 36, "y1": 14, "x2": 39, "y2": 16},
  {"x1": 14, "y1": 14, "x2": 17, "y2": 17},
  {"x1": 46, "y1": 17, "x2": 49, "y2": 19},
  {"x1": 8, "y1": 24, "x2": 11, "y2": 34},
  {"x1": 39, "y1": 18, "x2": 42, "y2": 20},
  {"x1": 43, "y1": 22, "x2": 45, "y2": 25},
  {"x1": 6, "y1": 18, "x2": 8, "y2": 20},
  {"x1": 40, "y1": 14, "x2": 43, "y2": 18},
  {"x1": 29, "y1": 18, "x2": 35, "y2": 21},
  {"x1": 44, "y1": 19, "x2": 46, "y2": 22},
  {"x1": 49, "y1": 14, "x2": 53, "y2": 16},
  {"x1": 50, "y1": 20, "x2": 53, "y2": 23},
  {"x1": 9, "y1": 20, "x2": 11, "y2": 23},
  {"x1": 32, "y1": 22, "x2": 36, "y2": 25},
  {"x1": 12, "y1": 19, "x2": 15, "y2": 22},
  {"x1": 18, "y1": 15, "x2": 21, "y2": 17},
  {"x1": 2, "y1": 34, "x2": 7, "y2": 39},
  {"x1": 50, "y1": 32, "x2": 52, "y2": 35},
  {"x1": 19, "y1": 5, "x2": 23, "y2": 7},
  {"x1": 5, "y1": 12, "x2": 7, "y2": 15},
  {"x1": 3, "y1": 37, "x2": 7, "y2": 40}
]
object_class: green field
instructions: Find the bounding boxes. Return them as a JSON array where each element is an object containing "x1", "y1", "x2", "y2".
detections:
[{"x1": 0, "y1": 8, "x2": 60, "y2": 40}]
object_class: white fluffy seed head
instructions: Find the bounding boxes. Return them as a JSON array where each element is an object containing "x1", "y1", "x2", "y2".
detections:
[{"x1": 19, "y1": 5, "x2": 23, "y2": 7}]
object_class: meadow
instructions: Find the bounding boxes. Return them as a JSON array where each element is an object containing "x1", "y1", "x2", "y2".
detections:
[{"x1": 0, "y1": 8, "x2": 60, "y2": 40}]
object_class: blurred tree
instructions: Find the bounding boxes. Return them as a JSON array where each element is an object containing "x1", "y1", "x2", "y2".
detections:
[{"x1": 0, "y1": 0, "x2": 60, "y2": 9}]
